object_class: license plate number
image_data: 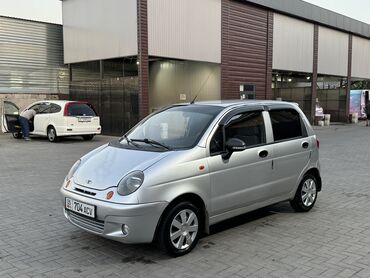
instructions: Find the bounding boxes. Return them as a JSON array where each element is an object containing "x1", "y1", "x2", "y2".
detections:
[
  {"x1": 65, "y1": 198, "x2": 95, "y2": 218},
  {"x1": 78, "y1": 118, "x2": 91, "y2": 122}
]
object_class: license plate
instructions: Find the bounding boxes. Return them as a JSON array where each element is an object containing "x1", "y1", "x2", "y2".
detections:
[
  {"x1": 65, "y1": 198, "x2": 95, "y2": 218},
  {"x1": 78, "y1": 117, "x2": 91, "y2": 122}
]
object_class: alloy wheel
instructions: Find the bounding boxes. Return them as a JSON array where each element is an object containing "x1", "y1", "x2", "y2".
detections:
[
  {"x1": 301, "y1": 178, "x2": 317, "y2": 207},
  {"x1": 48, "y1": 129, "x2": 55, "y2": 141},
  {"x1": 170, "y1": 209, "x2": 199, "y2": 250}
]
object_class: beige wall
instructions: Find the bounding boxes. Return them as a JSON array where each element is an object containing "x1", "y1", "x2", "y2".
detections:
[
  {"x1": 273, "y1": 13, "x2": 314, "y2": 73},
  {"x1": 318, "y1": 26, "x2": 349, "y2": 77},
  {"x1": 352, "y1": 36, "x2": 370, "y2": 79},
  {"x1": 148, "y1": 0, "x2": 221, "y2": 63},
  {"x1": 63, "y1": 0, "x2": 138, "y2": 64},
  {"x1": 149, "y1": 61, "x2": 220, "y2": 111}
]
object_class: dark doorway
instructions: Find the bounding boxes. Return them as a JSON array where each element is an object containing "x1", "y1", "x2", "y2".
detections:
[{"x1": 70, "y1": 77, "x2": 139, "y2": 135}]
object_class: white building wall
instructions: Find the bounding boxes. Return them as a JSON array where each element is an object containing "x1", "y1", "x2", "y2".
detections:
[
  {"x1": 273, "y1": 13, "x2": 314, "y2": 73},
  {"x1": 352, "y1": 36, "x2": 370, "y2": 79},
  {"x1": 62, "y1": 0, "x2": 138, "y2": 64},
  {"x1": 148, "y1": 0, "x2": 221, "y2": 63},
  {"x1": 318, "y1": 26, "x2": 348, "y2": 77}
]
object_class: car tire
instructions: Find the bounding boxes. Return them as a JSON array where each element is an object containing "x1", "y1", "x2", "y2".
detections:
[
  {"x1": 47, "y1": 126, "x2": 59, "y2": 143},
  {"x1": 82, "y1": 134, "x2": 94, "y2": 141},
  {"x1": 158, "y1": 202, "x2": 202, "y2": 257},
  {"x1": 290, "y1": 174, "x2": 318, "y2": 212},
  {"x1": 12, "y1": 132, "x2": 22, "y2": 139}
]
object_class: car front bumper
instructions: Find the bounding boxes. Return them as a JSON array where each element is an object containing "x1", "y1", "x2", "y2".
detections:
[{"x1": 60, "y1": 188, "x2": 168, "y2": 244}]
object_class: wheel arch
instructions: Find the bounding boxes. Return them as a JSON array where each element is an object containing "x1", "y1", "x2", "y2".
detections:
[
  {"x1": 46, "y1": 123, "x2": 56, "y2": 134},
  {"x1": 153, "y1": 193, "x2": 209, "y2": 243},
  {"x1": 304, "y1": 168, "x2": 322, "y2": 192}
]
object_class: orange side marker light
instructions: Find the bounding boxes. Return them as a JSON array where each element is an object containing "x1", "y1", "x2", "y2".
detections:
[{"x1": 106, "y1": 191, "x2": 114, "y2": 200}]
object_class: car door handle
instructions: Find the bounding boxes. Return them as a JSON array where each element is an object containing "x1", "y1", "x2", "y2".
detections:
[
  {"x1": 258, "y1": 150, "x2": 269, "y2": 158},
  {"x1": 302, "y1": 142, "x2": 309, "y2": 149}
]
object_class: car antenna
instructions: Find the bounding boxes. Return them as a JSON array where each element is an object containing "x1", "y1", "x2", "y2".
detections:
[
  {"x1": 190, "y1": 95, "x2": 198, "y2": 104},
  {"x1": 189, "y1": 66, "x2": 217, "y2": 105}
]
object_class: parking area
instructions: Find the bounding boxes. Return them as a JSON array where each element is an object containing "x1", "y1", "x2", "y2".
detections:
[{"x1": 1, "y1": 124, "x2": 370, "y2": 278}]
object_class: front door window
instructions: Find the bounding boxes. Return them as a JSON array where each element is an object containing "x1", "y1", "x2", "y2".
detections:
[{"x1": 210, "y1": 111, "x2": 266, "y2": 155}]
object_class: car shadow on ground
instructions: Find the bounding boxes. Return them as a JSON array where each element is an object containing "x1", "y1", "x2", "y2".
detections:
[{"x1": 209, "y1": 202, "x2": 294, "y2": 236}]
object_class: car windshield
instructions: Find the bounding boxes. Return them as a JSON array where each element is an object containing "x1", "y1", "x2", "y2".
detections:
[{"x1": 123, "y1": 105, "x2": 223, "y2": 150}]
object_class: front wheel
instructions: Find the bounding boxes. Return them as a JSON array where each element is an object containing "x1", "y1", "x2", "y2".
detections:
[
  {"x1": 47, "y1": 127, "x2": 59, "y2": 143},
  {"x1": 158, "y1": 202, "x2": 202, "y2": 257},
  {"x1": 12, "y1": 132, "x2": 22, "y2": 139},
  {"x1": 290, "y1": 174, "x2": 318, "y2": 212}
]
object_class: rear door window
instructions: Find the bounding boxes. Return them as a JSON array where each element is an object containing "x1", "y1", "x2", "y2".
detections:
[
  {"x1": 67, "y1": 103, "x2": 96, "y2": 116},
  {"x1": 269, "y1": 109, "x2": 306, "y2": 141},
  {"x1": 38, "y1": 103, "x2": 51, "y2": 114},
  {"x1": 50, "y1": 104, "x2": 61, "y2": 113}
]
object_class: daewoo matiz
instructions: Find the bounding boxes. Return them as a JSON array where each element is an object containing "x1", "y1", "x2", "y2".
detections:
[{"x1": 61, "y1": 100, "x2": 321, "y2": 256}]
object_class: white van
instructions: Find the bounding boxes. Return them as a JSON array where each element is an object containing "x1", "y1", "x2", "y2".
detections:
[{"x1": 2, "y1": 100, "x2": 101, "y2": 142}]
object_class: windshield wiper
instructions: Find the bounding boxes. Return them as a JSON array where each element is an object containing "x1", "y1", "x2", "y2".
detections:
[
  {"x1": 131, "y1": 138, "x2": 172, "y2": 150},
  {"x1": 122, "y1": 134, "x2": 140, "y2": 148}
]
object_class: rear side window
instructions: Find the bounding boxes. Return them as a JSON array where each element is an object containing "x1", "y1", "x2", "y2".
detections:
[
  {"x1": 67, "y1": 103, "x2": 96, "y2": 116},
  {"x1": 50, "y1": 104, "x2": 61, "y2": 113},
  {"x1": 269, "y1": 109, "x2": 305, "y2": 141}
]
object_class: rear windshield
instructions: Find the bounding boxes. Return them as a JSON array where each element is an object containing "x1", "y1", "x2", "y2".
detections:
[{"x1": 67, "y1": 103, "x2": 96, "y2": 116}]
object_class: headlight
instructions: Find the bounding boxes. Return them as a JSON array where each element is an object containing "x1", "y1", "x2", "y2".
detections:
[
  {"x1": 117, "y1": 171, "x2": 144, "y2": 196},
  {"x1": 65, "y1": 159, "x2": 81, "y2": 181}
]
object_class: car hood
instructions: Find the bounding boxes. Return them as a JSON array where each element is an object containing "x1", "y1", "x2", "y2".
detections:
[{"x1": 74, "y1": 145, "x2": 170, "y2": 190}]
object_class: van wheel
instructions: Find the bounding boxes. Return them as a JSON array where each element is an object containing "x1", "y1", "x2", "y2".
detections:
[
  {"x1": 47, "y1": 126, "x2": 59, "y2": 143},
  {"x1": 82, "y1": 135, "x2": 94, "y2": 141},
  {"x1": 290, "y1": 174, "x2": 318, "y2": 212},
  {"x1": 158, "y1": 202, "x2": 202, "y2": 257},
  {"x1": 12, "y1": 132, "x2": 22, "y2": 139}
]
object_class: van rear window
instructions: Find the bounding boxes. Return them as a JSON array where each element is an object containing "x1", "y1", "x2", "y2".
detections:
[{"x1": 67, "y1": 103, "x2": 96, "y2": 116}]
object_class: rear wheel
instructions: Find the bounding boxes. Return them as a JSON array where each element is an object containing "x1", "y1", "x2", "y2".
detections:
[
  {"x1": 12, "y1": 132, "x2": 22, "y2": 139},
  {"x1": 47, "y1": 126, "x2": 59, "y2": 143},
  {"x1": 82, "y1": 134, "x2": 94, "y2": 141},
  {"x1": 290, "y1": 174, "x2": 318, "y2": 212},
  {"x1": 158, "y1": 202, "x2": 202, "y2": 257}
]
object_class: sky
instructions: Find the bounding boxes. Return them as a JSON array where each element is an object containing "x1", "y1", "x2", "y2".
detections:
[
  {"x1": 303, "y1": 0, "x2": 370, "y2": 24},
  {"x1": 0, "y1": 0, "x2": 369, "y2": 25}
]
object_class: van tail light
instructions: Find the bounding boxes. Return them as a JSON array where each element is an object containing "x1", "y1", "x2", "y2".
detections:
[
  {"x1": 64, "y1": 102, "x2": 72, "y2": 116},
  {"x1": 316, "y1": 139, "x2": 320, "y2": 149}
]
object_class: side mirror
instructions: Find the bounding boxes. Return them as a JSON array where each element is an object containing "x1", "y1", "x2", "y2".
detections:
[{"x1": 222, "y1": 138, "x2": 247, "y2": 160}]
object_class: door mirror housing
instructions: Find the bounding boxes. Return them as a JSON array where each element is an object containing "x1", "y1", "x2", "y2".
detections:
[{"x1": 222, "y1": 138, "x2": 247, "y2": 160}]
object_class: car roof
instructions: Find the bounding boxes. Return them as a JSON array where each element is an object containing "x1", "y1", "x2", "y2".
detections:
[
  {"x1": 176, "y1": 100, "x2": 299, "y2": 109},
  {"x1": 29, "y1": 100, "x2": 88, "y2": 106}
]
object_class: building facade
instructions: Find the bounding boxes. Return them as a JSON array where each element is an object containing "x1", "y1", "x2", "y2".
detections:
[
  {"x1": 0, "y1": 16, "x2": 68, "y2": 112},
  {"x1": 62, "y1": 0, "x2": 370, "y2": 134}
]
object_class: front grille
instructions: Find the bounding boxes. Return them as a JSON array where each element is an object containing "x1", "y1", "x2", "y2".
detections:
[
  {"x1": 67, "y1": 211, "x2": 104, "y2": 234},
  {"x1": 74, "y1": 187, "x2": 96, "y2": 196}
]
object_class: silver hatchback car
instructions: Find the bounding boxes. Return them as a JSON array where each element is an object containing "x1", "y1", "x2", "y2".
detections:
[{"x1": 61, "y1": 100, "x2": 321, "y2": 256}]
